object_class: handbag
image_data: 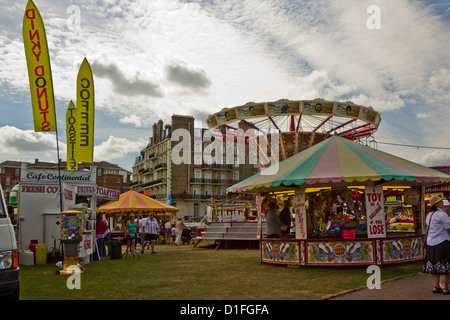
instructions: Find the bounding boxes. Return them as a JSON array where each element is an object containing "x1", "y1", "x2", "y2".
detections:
[{"x1": 423, "y1": 211, "x2": 436, "y2": 250}]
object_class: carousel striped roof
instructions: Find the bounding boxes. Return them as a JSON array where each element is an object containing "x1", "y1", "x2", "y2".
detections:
[
  {"x1": 228, "y1": 134, "x2": 450, "y2": 193},
  {"x1": 97, "y1": 189, "x2": 179, "y2": 214}
]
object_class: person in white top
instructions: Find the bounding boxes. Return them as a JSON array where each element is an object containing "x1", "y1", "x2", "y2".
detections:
[
  {"x1": 174, "y1": 218, "x2": 186, "y2": 246},
  {"x1": 138, "y1": 214, "x2": 148, "y2": 250},
  {"x1": 422, "y1": 195, "x2": 450, "y2": 294},
  {"x1": 143, "y1": 212, "x2": 160, "y2": 254}
]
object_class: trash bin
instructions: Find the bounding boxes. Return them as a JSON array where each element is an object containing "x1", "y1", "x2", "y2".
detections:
[{"x1": 110, "y1": 240, "x2": 122, "y2": 260}]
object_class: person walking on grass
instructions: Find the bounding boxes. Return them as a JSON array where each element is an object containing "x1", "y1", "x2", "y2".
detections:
[
  {"x1": 138, "y1": 214, "x2": 148, "y2": 250},
  {"x1": 96, "y1": 215, "x2": 108, "y2": 257},
  {"x1": 164, "y1": 220, "x2": 172, "y2": 245},
  {"x1": 143, "y1": 212, "x2": 160, "y2": 254},
  {"x1": 175, "y1": 218, "x2": 185, "y2": 246}
]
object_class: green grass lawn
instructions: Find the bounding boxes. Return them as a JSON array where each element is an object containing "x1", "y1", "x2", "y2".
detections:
[{"x1": 18, "y1": 244, "x2": 423, "y2": 300}]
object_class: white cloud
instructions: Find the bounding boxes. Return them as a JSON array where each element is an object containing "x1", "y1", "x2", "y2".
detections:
[
  {"x1": 119, "y1": 114, "x2": 144, "y2": 127},
  {"x1": 1, "y1": 0, "x2": 450, "y2": 169},
  {"x1": 416, "y1": 113, "x2": 430, "y2": 119},
  {"x1": 0, "y1": 126, "x2": 147, "y2": 170},
  {"x1": 94, "y1": 136, "x2": 148, "y2": 162},
  {"x1": 0, "y1": 126, "x2": 58, "y2": 163}
]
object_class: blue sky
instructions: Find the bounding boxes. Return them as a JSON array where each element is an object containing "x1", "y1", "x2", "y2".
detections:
[{"x1": 1, "y1": 0, "x2": 450, "y2": 172}]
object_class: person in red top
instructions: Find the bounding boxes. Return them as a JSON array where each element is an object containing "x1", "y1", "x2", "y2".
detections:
[{"x1": 96, "y1": 215, "x2": 108, "y2": 257}]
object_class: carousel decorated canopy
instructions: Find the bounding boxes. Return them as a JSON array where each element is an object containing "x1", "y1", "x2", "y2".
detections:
[
  {"x1": 97, "y1": 189, "x2": 179, "y2": 214},
  {"x1": 227, "y1": 134, "x2": 450, "y2": 194}
]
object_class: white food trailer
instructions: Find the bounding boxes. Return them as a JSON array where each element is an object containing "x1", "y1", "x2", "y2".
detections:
[{"x1": 17, "y1": 163, "x2": 119, "y2": 263}]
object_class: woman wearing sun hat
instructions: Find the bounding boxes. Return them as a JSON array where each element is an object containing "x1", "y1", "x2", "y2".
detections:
[{"x1": 422, "y1": 195, "x2": 450, "y2": 294}]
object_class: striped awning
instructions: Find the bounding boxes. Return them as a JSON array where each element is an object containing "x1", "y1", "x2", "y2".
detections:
[
  {"x1": 97, "y1": 189, "x2": 179, "y2": 214},
  {"x1": 228, "y1": 134, "x2": 450, "y2": 194}
]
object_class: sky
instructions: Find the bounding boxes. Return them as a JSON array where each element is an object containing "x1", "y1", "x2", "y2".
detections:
[{"x1": 1, "y1": 0, "x2": 450, "y2": 173}]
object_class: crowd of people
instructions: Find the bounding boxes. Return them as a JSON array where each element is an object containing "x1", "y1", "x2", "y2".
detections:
[{"x1": 95, "y1": 212, "x2": 192, "y2": 257}]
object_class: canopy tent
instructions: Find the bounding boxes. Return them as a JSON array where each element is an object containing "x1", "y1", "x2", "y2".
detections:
[
  {"x1": 227, "y1": 134, "x2": 450, "y2": 194},
  {"x1": 97, "y1": 189, "x2": 179, "y2": 215}
]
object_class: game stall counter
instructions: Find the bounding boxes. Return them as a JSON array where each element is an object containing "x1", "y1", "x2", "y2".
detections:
[
  {"x1": 258, "y1": 186, "x2": 425, "y2": 266},
  {"x1": 227, "y1": 135, "x2": 450, "y2": 267}
]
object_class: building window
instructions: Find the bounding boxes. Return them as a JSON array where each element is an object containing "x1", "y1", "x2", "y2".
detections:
[
  {"x1": 194, "y1": 203, "x2": 199, "y2": 219},
  {"x1": 195, "y1": 171, "x2": 201, "y2": 179}
]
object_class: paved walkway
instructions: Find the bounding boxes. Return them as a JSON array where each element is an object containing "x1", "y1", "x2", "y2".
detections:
[{"x1": 327, "y1": 272, "x2": 450, "y2": 300}]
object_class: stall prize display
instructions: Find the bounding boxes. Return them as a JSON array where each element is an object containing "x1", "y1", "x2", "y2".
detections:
[
  {"x1": 259, "y1": 186, "x2": 424, "y2": 266},
  {"x1": 57, "y1": 210, "x2": 84, "y2": 275}
]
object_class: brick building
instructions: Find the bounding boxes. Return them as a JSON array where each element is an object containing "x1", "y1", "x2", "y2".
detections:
[{"x1": 132, "y1": 115, "x2": 258, "y2": 220}]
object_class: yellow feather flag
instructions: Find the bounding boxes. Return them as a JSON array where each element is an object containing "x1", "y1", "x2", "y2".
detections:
[
  {"x1": 66, "y1": 101, "x2": 77, "y2": 171},
  {"x1": 76, "y1": 58, "x2": 95, "y2": 163},
  {"x1": 22, "y1": 0, "x2": 57, "y2": 132}
]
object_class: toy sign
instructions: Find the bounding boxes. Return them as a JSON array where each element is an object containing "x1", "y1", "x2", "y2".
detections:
[
  {"x1": 293, "y1": 193, "x2": 307, "y2": 239},
  {"x1": 365, "y1": 186, "x2": 386, "y2": 238}
]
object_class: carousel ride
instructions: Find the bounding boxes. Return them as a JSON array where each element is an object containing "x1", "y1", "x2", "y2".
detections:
[{"x1": 206, "y1": 98, "x2": 381, "y2": 162}]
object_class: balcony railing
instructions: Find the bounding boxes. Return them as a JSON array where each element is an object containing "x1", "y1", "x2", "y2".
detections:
[
  {"x1": 190, "y1": 178, "x2": 239, "y2": 184},
  {"x1": 154, "y1": 163, "x2": 167, "y2": 170},
  {"x1": 171, "y1": 193, "x2": 253, "y2": 200},
  {"x1": 141, "y1": 178, "x2": 166, "y2": 188},
  {"x1": 198, "y1": 163, "x2": 233, "y2": 169}
]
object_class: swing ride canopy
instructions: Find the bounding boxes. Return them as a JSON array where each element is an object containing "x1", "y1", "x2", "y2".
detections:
[
  {"x1": 227, "y1": 134, "x2": 450, "y2": 194},
  {"x1": 97, "y1": 189, "x2": 179, "y2": 214}
]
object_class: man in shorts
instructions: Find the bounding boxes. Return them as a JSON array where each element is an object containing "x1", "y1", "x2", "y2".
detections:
[
  {"x1": 164, "y1": 220, "x2": 173, "y2": 245},
  {"x1": 143, "y1": 212, "x2": 160, "y2": 254}
]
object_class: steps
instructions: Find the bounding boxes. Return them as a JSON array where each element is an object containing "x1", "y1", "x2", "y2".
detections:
[{"x1": 200, "y1": 222, "x2": 266, "y2": 240}]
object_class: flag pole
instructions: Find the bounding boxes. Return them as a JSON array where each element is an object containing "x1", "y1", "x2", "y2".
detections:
[{"x1": 56, "y1": 125, "x2": 64, "y2": 212}]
